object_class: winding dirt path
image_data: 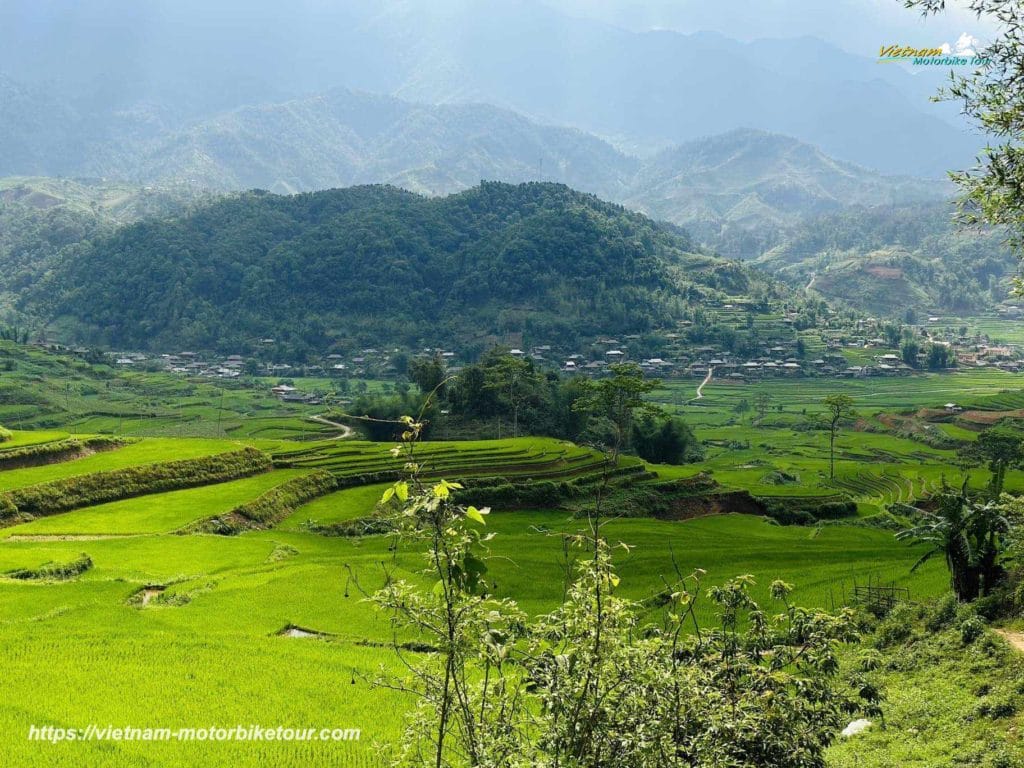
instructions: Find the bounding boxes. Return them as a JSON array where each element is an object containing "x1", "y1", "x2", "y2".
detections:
[
  {"x1": 309, "y1": 414, "x2": 355, "y2": 440},
  {"x1": 685, "y1": 366, "x2": 714, "y2": 405},
  {"x1": 996, "y1": 629, "x2": 1024, "y2": 653},
  {"x1": 805, "y1": 272, "x2": 816, "y2": 293}
]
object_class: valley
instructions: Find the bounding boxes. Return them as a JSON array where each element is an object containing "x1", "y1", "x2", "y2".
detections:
[{"x1": 2, "y1": 1, "x2": 1023, "y2": 765}]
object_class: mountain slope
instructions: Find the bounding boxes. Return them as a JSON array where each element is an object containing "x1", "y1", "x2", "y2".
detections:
[
  {"x1": 0, "y1": 177, "x2": 198, "y2": 316},
  {"x1": 114, "y1": 89, "x2": 639, "y2": 197},
  {"x1": 754, "y1": 203, "x2": 1015, "y2": 316},
  {"x1": 30, "y1": 182, "x2": 759, "y2": 353},
  {"x1": 625, "y1": 129, "x2": 950, "y2": 255}
]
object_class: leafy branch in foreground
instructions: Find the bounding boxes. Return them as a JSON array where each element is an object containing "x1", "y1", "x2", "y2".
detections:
[
  {"x1": 361, "y1": 413, "x2": 880, "y2": 767},
  {"x1": 906, "y1": 1, "x2": 1024, "y2": 285}
]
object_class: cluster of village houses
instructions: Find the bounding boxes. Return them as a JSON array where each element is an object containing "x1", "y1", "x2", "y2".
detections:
[{"x1": 64, "y1": 308, "x2": 1023, "y2": 407}]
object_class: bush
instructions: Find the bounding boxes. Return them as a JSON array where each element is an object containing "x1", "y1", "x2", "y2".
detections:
[
  {"x1": 925, "y1": 593, "x2": 958, "y2": 632},
  {"x1": 761, "y1": 496, "x2": 857, "y2": 525},
  {"x1": 0, "y1": 436, "x2": 130, "y2": 469},
  {"x1": 873, "y1": 603, "x2": 918, "y2": 649},
  {"x1": 961, "y1": 616, "x2": 986, "y2": 645},
  {"x1": 631, "y1": 414, "x2": 703, "y2": 464},
  {"x1": 976, "y1": 693, "x2": 1017, "y2": 719},
  {"x1": 0, "y1": 425, "x2": 11, "y2": 443},
  {"x1": 7, "y1": 553, "x2": 93, "y2": 580}
]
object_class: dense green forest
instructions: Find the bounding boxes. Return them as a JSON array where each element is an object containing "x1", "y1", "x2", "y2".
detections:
[
  {"x1": 0, "y1": 178, "x2": 197, "y2": 315},
  {"x1": 30, "y1": 182, "x2": 767, "y2": 354}
]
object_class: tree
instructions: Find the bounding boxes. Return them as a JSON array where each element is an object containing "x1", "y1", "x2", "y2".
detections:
[
  {"x1": 925, "y1": 343, "x2": 954, "y2": 371},
  {"x1": 410, "y1": 354, "x2": 447, "y2": 396},
  {"x1": 631, "y1": 414, "x2": 703, "y2": 465},
  {"x1": 364, "y1": 415, "x2": 529, "y2": 767},
  {"x1": 897, "y1": 481, "x2": 1012, "y2": 601},
  {"x1": 822, "y1": 394, "x2": 856, "y2": 481},
  {"x1": 483, "y1": 355, "x2": 539, "y2": 439},
  {"x1": 907, "y1": 1, "x2": 1024, "y2": 283},
  {"x1": 959, "y1": 427, "x2": 1024, "y2": 498},
  {"x1": 754, "y1": 391, "x2": 772, "y2": 422},
  {"x1": 572, "y1": 363, "x2": 661, "y2": 461},
  {"x1": 900, "y1": 338, "x2": 920, "y2": 368}
]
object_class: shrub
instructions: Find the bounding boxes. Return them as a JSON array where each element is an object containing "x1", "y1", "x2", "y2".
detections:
[
  {"x1": 304, "y1": 516, "x2": 395, "y2": 537},
  {"x1": 0, "y1": 436, "x2": 130, "y2": 470},
  {"x1": 0, "y1": 425, "x2": 11, "y2": 443},
  {"x1": 961, "y1": 616, "x2": 986, "y2": 645},
  {"x1": 7, "y1": 553, "x2": 93, "y2": 580},
  {"x1": 194, "y1": 470, "x2": 337, "y2": 534},
  {"x1": 925, "y1": 593, "x2": 958, "y2": 632},
  {"x1": 873, "y1": 603, "x2": 918, "y2": 649},
  {"x1": 976, "y1": 694, "x2": 1017, "y2": 719},
  {"x1": 761, "y1": 496, "x2": 857, "y2": 525}
]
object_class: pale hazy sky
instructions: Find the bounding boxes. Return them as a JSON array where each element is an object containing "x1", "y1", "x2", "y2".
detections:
[{"x1": 543, "y1": 0, "x2": 999, "y2": 55}]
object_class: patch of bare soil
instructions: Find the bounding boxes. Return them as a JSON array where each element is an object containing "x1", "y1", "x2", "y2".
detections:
[
  {"x1": 996, "y1": 629, "x2": 1024, "y2": 653},
  {"x1": 864, "y1": 265, "x2": 904, "y2": 279},
  {"x1": 278, "y1": 624, "x2": 329, "y2": 639}
]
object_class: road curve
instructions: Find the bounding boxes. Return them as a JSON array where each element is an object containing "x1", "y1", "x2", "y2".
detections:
[{"x1": 309, "y1": 413, "x2": 355, "y2": 440}]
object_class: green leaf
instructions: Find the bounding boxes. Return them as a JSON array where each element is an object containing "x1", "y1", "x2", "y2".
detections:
[
  {"x1": 465, "y1": 506, "x2": 488, "y2": 525},
  {"x1": 394, "y1": 481, "x2": 409, "y2": 502}
]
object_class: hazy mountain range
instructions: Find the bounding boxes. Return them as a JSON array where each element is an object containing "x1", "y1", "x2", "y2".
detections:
[
  {"x1": 0, "y1": 0, "x2": 982, "y2": 177},
  {"x1": 0, "y1": 79, "x2": 950, "y2": 256}
]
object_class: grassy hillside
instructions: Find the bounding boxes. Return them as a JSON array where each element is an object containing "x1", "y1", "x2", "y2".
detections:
[{"x1": 30, "y1": 182, "x2": 764, "y2": 352}]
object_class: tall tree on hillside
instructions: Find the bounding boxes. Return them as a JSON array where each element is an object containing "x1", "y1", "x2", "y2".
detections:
[
  {"x1": 907, "y1": 1, "x2": 1024, "y2": 287},
  {"x1": 959, "y1": 427, "x2": 1024, "y2": 498},
  {"x1": 822, "y1": 394, "x2": 856, "y2": 481},
  {"x1": 754, "y1": 391, "x2": 772, "y2": 422},
  {"x1": 572, "y1": 362, "x2": 661, "y2": 463},
  {"x1": 483, "y1": 355, "x2": 539, "y2": 439},
  {"x1": 409, "y1": 354, "x2": 447, "y2": 396}
]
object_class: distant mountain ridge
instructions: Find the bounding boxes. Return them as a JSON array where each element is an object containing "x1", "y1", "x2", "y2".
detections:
[
  {"x1": 0, "y1": 0, "x2": 981, "y2": 176},
  {"x1": 625, "y1": 130, "x2": 950, "y2": 256},
  {"x1": 0, "y1": 79, "x2": 950, "y2": 256}
]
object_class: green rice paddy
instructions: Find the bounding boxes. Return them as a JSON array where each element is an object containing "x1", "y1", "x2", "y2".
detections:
[{"x1": 2, "y1": 363, "x2": 1022, "y2": 765}]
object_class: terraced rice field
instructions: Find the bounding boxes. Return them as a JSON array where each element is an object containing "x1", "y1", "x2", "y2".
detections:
[
  {"x1": 0, "y1": 427, "x2": 948, "y2": 766},
  {"x1": 653, "y1": 369, "x2": 1024, "y2": 511}
]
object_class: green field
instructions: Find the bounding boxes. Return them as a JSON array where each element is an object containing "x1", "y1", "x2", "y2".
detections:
[
  {"x1": 3, "y1": 356, "x2": 1023, "y2": 765},
  {"x1": 0, "y1": 420, "x2": 953, "y2": 766},
  {"x1": 654, "y1": 369, "x2": 1024, "y2": 510}
]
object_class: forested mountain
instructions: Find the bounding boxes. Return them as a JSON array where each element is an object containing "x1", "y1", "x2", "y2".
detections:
[
  {"x1": 27, "y1": 182, "x2": 766, "y2": 355},
  {"x1": 0, "y1": 177, "x2": 198, "y2": 315},
  {"x1": 754, "y1": 203, "x2": 1016, "y2": 316},
  {"x1": 0, "y1": 0, "x2": 979, "y2": 176}
]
